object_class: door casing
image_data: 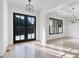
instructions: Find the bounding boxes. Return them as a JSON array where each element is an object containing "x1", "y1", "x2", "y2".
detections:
[{"x1": 13, "y1": 12, "x2": 36, "y2": 43}]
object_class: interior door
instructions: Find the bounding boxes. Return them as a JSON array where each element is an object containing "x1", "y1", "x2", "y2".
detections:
[{"x1": 13, "y1": 13, "x2": 36, "y2": 43}]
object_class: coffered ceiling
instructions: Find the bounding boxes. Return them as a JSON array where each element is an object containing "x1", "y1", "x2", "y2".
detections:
[
  {"x1": 8, "y1": 0, "x2": 79, "y2": 17},
  {"x1": 8, "y1": 0, "x2": 67, "y2": 11},
  {"x1": 48, "y1": 0, "x2": 79, "y2": 17}
]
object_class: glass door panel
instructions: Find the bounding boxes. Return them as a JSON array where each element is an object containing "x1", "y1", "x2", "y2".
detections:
[
  {"x1": 14, "y1": 14, "x2": 25, "y2": 42},
  {"x1": 58, "y1": 20, "x2": 63, "y2": 33},
  {"x1": 25, "y1": 16, "x2": 36, "y2": 40}
]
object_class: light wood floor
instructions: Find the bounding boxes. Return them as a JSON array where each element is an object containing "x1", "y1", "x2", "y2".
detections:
[{"x1": 4, "y1": 38, "x2": 79, "y2": 58}]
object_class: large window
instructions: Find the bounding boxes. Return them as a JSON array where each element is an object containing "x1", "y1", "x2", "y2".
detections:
[{"x1": 49, "y1": 18, "x2": 63, "y2": 35}]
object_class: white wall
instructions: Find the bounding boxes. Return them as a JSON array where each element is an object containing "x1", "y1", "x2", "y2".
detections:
[
  {"x1": 2, "y1": 0, "x2": 8, "y2": 56},
  {"x1": 47, "y1": 12, "x2": 66, "y2": 40},
  {"x1": 8, "y1": 6, "x2": 40, "y2": 44},
  {"x1": 39, "y1": 12, "x2": 49, "y2": 43},
  {"x1": 0, "y1": 0, "x2": 3, "y2": 57},
  {"x1": 0, "y1": 0, "x2": 8, "y2": 56},
  {"x1": 39, "y1": 11, "x2": 66, "y2": 42},
  {"x1": 66, "y1": 22, "x2": 79, "y2": 38}
]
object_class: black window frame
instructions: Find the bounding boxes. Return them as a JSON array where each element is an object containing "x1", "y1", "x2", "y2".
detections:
[{"x1": 49, "y1": 18, "x2": 63, "y2": 35}]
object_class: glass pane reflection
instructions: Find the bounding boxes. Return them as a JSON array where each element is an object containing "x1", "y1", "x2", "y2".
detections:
[{"x1": 15, "y1": 15, "x2": 25, "y2": 41}]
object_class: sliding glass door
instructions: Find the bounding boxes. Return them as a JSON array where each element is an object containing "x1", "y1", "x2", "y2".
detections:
[{"x1": 13, "y1": 13, "x2": 36, "y2": 43}]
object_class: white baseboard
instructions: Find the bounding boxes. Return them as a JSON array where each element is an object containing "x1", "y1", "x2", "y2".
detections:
[
  {"x1": 66, "y1": 36, "x2": 79, "y2": 39},
  {"x1": 0, "y1": 56, "x2": 3, "y2": 58},
  {"x1": 1, "y1": 45, "x2": 11, "y2": 58},
  {"x1": 48, "y1": 37, "x2": 65, "y2": 40}
]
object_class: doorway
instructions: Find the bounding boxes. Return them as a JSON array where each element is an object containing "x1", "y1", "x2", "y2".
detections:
[{"x1": 13, "y1": 13, "x2": 36, "y2": 43}]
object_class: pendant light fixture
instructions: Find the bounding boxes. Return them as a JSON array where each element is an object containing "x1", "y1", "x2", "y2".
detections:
[
  {"x1": 70, "y1": 8, "x2": 79, "y2": 23},
  {"x1": 25, "y1": 0, "x2": 34, "y2": 12}
]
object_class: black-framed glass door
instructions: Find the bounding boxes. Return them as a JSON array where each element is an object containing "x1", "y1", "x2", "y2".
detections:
[{"x1": 13, "y1": 13, "x2": 36, "y2": 43}]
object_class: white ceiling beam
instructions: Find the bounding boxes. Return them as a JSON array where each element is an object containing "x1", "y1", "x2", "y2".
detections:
[{"x1": 45, "y1": 0, "x2": 74, "y2": 13}]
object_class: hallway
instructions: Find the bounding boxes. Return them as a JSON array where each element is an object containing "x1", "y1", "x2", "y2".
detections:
[{"x1": 4, "y1": 38, "x2": 79, "y2": 58}]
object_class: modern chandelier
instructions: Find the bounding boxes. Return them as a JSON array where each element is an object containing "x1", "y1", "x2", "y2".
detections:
[
  {"x1": 70, "y1": 8, "x2": 79, "y2": 23},
  {"x1": 25, "y1": 0, "x2": 34, "y2": 12}
]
